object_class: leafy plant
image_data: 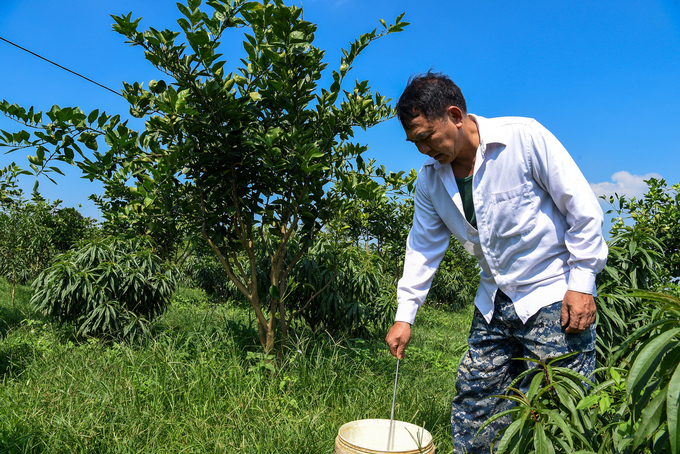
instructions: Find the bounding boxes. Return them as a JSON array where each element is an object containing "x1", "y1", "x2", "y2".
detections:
[
  {"x1": 595, "y1": 221, "x2": 666, "y2": 363},
  {"x1": 0, "y1": 162, "x2": 29, "y2": 207},
  {"x1": 428, "y1": 239, "x2": 479, "y2": 312},
  {"x1": 614, "y1": 289, "x2": 680, "y2": 453},
  {"x1": 0, "y1": 197, "x2": 97, "y2": 308},
  {"x1": 179, "y1": 251, "x2": 240, "y2": 302},
  {"x1": 596, "y1": 182, "x2": 674, "y2": 364},
  {"x1": 478, "y1": 353, "x2": 597, "y2": 453},
  {"x1": 285, "y1": 239, "x2": 389, "y2": 336},
  {"x1": 485, "y1": 287, "x2": 680, "y2": 454},
  {"x1": 0, "y1": 198, "x2": 55, "y2": 305},
  {"x1": 30, "y1": 236, "x2": 176, "y2": 341},
  {"x1": 612, "y1": 178, "x2": 680, "y2": 279}
]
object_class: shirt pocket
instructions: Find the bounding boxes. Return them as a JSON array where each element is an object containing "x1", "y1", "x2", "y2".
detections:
[{"x1": 490, "y1": 182, "x2": 537, "y2": 239}]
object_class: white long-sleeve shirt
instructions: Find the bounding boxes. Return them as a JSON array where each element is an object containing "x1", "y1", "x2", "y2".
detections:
[{"x1": 395, "y1": 115, "x2": 608, "y2": 325}]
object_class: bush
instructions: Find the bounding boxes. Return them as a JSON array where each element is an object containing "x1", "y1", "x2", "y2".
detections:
[
  {"x1": 0, "y1": 200, "x2": 54, "y2": 286},
  {"x1": 0, "y1": 199, "x2": 97, "y2": 307},
  {"x1": 596, "y1": 186, "x2": 673, "y2": 364},
  {"x1": 30, "y1": 236, "x2": 176, "y2": 342},
  {"x1": 428, "y1": 239, "x2": 479, "y2": 311},
  {"x1": 489, "y1": 287, "x2": 680, "y2": 453},
  {"x1": 286, "y1": 239, "x2": 392, "y2": 337},
  {"x1": 180, "y1": 252, "x2": 240, "y2": 303}
]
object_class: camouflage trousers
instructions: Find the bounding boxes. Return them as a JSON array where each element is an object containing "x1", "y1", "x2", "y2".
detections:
[{"x1": 451, "y1": 290, "x2": 596, "y2": 454}]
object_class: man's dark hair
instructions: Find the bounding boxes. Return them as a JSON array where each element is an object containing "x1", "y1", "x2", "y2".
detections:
[{"x1": 396, "y1": 71, "x2": 467, "y2": 129}]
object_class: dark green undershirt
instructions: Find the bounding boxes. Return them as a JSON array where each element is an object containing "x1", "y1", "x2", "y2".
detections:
[{"x1": 455, "y1": 174, "x2": 477, "y2": 229}]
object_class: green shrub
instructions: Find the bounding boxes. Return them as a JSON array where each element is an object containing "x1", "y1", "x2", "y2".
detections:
[
  {"x1": 428, "y1": 240, "x2": 479, "y2": 311},
  {"x1": 615, "y1": 288, "x2": 680, "y2": 453},
  {"x1": 30, "y1": 236, "x2": 176, "y2": 342},
  {"x1": 180, "y1": 252, "x2": 240, "y2": 302},
  {"x1": 489, "y1": 287, "x2": 680, "y2": 453},
  {"x1": 0, "y1": 200, "x2": 53, "y2": 284},
  {"x1": 286, "y1": 239, "x2": 391, "y2": 337}
]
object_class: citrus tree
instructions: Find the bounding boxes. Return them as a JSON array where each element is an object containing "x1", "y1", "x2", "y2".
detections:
[{"x1": 0, "y1": 0, "x2": 408, "y2": 354}]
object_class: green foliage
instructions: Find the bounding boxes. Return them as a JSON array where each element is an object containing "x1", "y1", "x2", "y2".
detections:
[
  {"x1": 490, "y1": 287, "x2": 680, "y2": 453},
  {"x1": 285, "y1": 238, "x2": 392, "y2": 336},
  {"x1": 617, "y1": 289, "x2": 680, "y2": 453},
  {"x1": 179, "y1": 252, "x2": 240, "y2": 302},
  {"x1": 479, "y1": 353, "x2": 596, "y2": 453},
  {"x1": 0, "y1": 199, "x2": 54, "y2": 307},
  {"x1": 0, "y1": 0, "x2": 409, "y2": 354},
  {"x1": 44, "y1": 205, "x2": 97, "y2": 252},
  {"x1": 0, "y1": 162, "x2": 30, "y2": 206},
  {"x1": 596, "y1": 221, "x2": 667, "y2": 362},
  {"x1": 335, "y1": 159, "x2": 417, "y2": 284},
  {"x1": 30, "y1": 236, "x2": 176, "y2": 341},
  {"x1": 611, "y1": 178, "x2": 680, "y2": 279},
  {"x1": 428, "y1": 239, "x2": 480, "y2": 311},
  {"x1": 0, "y1": 198, "x2": 97, "y2": 308},
  {"x1": 596, "y1": 179, "x2": 676, "y2": 364}
]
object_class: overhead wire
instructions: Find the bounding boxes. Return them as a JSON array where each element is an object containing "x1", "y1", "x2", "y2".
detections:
[{"x1": 0, "y1": 36, "x2": 124, "y2": 98}]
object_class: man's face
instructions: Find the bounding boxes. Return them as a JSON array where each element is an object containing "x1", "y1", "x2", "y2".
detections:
[{"x1": 404, "y1": 110, "x2": 462, "y2": 165}]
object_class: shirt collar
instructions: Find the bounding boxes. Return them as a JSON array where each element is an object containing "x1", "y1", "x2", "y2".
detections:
[
  {"x1": 470, "y1": 114, "x2": 508, "y2": 147},
  {"x1": 424, "y1": 113, "x2": 506, "y2": 169}
]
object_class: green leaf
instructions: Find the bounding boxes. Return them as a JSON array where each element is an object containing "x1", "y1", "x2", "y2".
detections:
[
  {"x1": 575, "y1": 394, "x2": 600, "y2": 410},
  {"x1": 628, "y1": 328, "x2": 680, "y2": 399},
  {"x1": 533, "y1": 423, "x2": 554, "y2": 454},
  {"x1": 546, "y1": 410, "x2": 573, "y2": 449},
  {"x1": 668, "y1": 363, "x2": 680, "y2": 454},
  {"x1": 633, "y1": 386, "x2": 668, "y2": 450},
  {"x1": 242, "y1": 2, "x2": 263, "y2": 12},
  {"x1": 526, "y1": 370, "x2": 544, "y2": 401},
  {"x1": 496, "y1": 417, "x2": 524, "y2": 454},
  {"x1": 88, "y1": 109, "x2": 99, "y2": 124}
]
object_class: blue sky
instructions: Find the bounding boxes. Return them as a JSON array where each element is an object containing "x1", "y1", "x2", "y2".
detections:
[{"x1": 1, "y1": 0, "x2": 679, "y2": 226}]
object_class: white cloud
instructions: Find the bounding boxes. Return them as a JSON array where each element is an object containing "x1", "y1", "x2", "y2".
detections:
[{"x1": 590, "y1": 171, "x2": 663, "y2": 200}]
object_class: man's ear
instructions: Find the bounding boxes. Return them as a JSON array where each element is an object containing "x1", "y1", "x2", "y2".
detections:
[{"x1": 447, "y1": 106, "x2": 464, "y2": 126}]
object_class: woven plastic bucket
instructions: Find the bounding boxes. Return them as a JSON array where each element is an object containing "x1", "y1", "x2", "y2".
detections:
[{"x1": 335, "y1": 419, "x2": 435, "y2": 453}]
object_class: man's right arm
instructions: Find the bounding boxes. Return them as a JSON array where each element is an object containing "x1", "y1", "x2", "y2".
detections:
[{"x1": 388, "y1": 168, "x2": 451, "y2": 357}]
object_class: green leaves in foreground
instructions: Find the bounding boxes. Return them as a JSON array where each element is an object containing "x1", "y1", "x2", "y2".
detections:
[
  {"x1": 31, "y1": 236, "x2": 177, "y2": 342},
  {"x1": 483, "y1": 289, "x2": 680, "y2": 453},
  {"x1": 477, "y1": 353, "x2": 593, "y2": 454},
  {"x1": 622, "y1": 289, "x2": 680, "y2": 454}
]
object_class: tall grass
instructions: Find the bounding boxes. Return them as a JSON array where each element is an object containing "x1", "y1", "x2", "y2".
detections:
[{"x1": 0, "y1": 279, "x2": 473, "y2": 453}]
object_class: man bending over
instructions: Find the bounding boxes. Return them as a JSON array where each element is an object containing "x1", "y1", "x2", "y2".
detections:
[{"x1": 385, "y1": 72, "x2": 608, "y2": 453}]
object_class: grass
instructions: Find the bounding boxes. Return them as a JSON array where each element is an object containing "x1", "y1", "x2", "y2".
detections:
[{"x1": 0, "y1": 278, "x2": 473, "y2": 453}]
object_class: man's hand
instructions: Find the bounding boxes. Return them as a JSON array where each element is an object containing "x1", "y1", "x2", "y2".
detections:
[
  {"x1": 561, "y1": 290, "x2": 596, "y2": 333},
  {"x1": 386, "y1": 321, "x2": 412, "y2": 359}
]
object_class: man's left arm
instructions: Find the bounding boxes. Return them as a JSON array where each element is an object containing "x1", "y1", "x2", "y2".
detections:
[{"x1": 528, "y1": 121, "x2": 609, "y2": 332}]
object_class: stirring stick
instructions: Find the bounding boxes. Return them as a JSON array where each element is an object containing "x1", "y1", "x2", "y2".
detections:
[{"x1": 387, "y1": 358, "x2": 400, "y2": 451}]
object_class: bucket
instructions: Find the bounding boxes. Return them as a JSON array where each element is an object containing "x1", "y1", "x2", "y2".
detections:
[{"x1": 335, "y1": 419, "x2": 435, "y2": 453}]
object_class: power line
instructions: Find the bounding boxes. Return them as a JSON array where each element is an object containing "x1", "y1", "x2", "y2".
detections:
[{"x1": 0, "y1": 36, "x2": 124, "y2": 98}]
